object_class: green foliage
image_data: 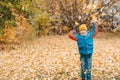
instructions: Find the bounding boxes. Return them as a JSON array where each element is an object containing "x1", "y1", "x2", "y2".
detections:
[
  {"x1": 0, "y1": 0, "x2": 35, "y2": 39},
  {"x1": 0, "y1": 1, "x2": 14, "y2": 27},
  {"x1": 0, "y1": 0, "x2": 52, "y2": 38},
  {"x1": 0, "y1": 27, "x2": 4, "y2": 35},
  {"x1": 33, "y1": 11, "x2": 51, "y2": 36},
  {"x1": 36, "y1": 12, "x2": 50, "y2": 25},
  {"x1": 0, "y1": 0, "x2": 34, "y2": 28}
]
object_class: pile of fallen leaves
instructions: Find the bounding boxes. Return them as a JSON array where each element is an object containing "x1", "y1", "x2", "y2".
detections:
[{"x1": 0, "y1": 32, "x2": 120, "y2": 80}]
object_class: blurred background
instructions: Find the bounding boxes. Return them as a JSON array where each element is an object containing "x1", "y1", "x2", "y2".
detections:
[
  {"x1": 0, "y1": 0, "x2": 120, "y2": 43},
  {"x1": 0, "y1": 0, "x2": 120, "y2": 80}
]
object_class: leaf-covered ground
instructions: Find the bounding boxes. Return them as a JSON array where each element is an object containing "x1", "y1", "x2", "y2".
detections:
[{"x1": 0, "y1": 32, "x2": 120, "y2": 80}]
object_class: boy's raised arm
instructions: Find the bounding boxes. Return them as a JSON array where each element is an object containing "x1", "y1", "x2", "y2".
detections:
[
  {"x1": 68, "y1": 30, "x2": 78, "y2": 41},
  {"x1": 91, "y1": 22, "x2": 98, "y2": 38}
]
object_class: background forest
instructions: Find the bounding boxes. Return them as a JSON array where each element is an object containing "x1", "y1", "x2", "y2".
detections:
[{"x1": 0, "y1": 0, "x2": 120, "y2": 80}]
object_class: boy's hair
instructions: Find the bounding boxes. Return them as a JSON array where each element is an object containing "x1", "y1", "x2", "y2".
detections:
[{"x1": 79, "y1": 24, "x2": 87, "y2": 31}]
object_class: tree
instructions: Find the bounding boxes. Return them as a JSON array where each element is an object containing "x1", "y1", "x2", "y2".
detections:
[{"x1": 0, "y1": 0, "x2": 34, "y2": 42}]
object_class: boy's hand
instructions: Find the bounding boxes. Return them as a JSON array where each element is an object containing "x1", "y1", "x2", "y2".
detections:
[
  {"x1": 72, "y1": 30, "x2": 76, "y2": 32},
  {"x1": 72, "y1": 30, "x2": 76, "y2": 34},
  {"x1": 91, "y1": 18, "x2": 97, "y2": 23}
]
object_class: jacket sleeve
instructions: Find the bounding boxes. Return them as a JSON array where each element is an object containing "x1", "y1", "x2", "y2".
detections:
[
  {"x1": 90, "y1": 23, "x2": 98, "y2": 38},
  {"x1": 68, "y1": 30, "x2": 78, "y2": 41}
]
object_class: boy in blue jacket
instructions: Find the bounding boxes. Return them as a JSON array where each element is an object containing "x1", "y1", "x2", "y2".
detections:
[{"x1": 68, "y1": 22, "x2": 98, "y2": 80}]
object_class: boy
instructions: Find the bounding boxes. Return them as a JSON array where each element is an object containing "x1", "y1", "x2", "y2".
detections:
[{"x1": 68, "y1": 22, "x2": 98, "y2": 80}]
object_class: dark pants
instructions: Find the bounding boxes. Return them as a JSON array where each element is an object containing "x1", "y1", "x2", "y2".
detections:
[{"x1": 80, "y1": 53, "x2": 92, "y2": 80}]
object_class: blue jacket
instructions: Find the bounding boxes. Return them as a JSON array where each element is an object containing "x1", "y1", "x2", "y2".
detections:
[{"x1": 68, "y1": 23, "x2": 98, "y2": 55}]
